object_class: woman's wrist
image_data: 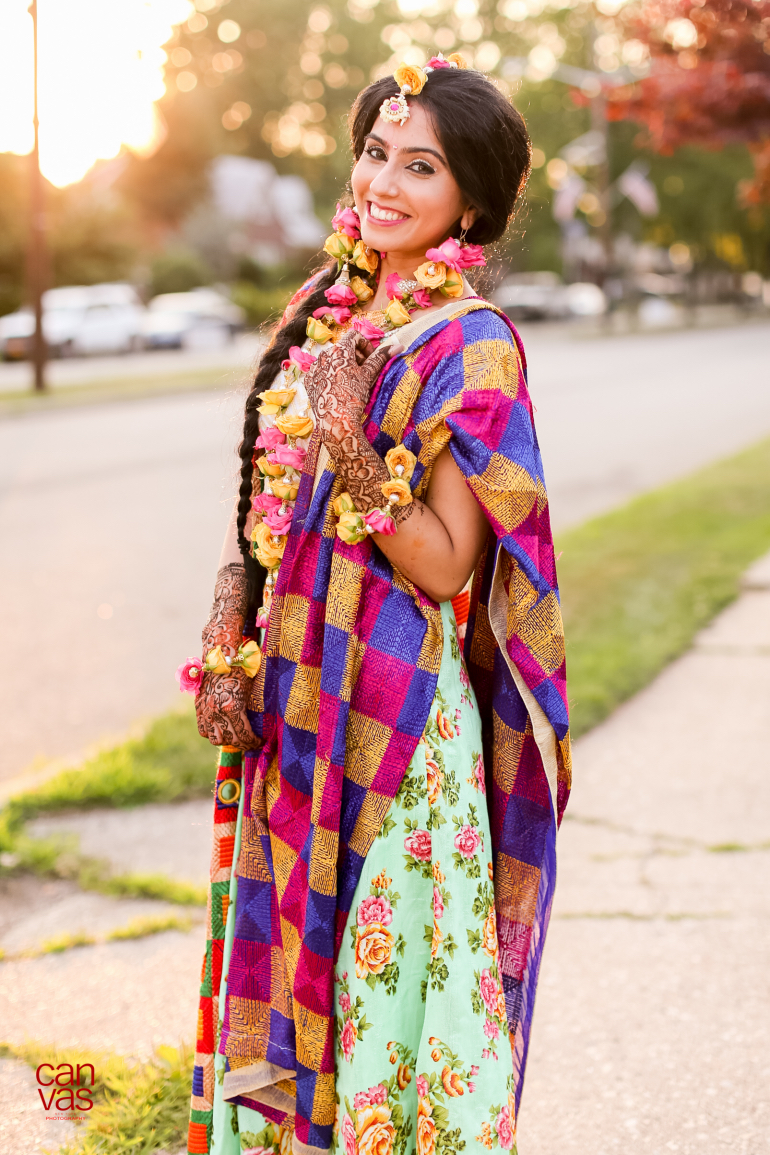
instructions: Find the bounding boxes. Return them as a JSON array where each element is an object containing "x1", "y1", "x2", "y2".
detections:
[{"x1": 202, "y1": 562, "x2": 248, "y2": 657}]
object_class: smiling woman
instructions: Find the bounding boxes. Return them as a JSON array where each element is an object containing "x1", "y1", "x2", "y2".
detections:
[
  {"x1": 0, "y1": 0, "x2": 191, "y2": 187},
  {"x1": 185, "y1": 56, "x2": 570, "y2": 1155}
]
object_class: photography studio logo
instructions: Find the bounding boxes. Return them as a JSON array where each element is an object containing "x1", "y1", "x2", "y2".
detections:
[{"x1": 36, "y1": 1061, "x2": 95, "y2": 1120}]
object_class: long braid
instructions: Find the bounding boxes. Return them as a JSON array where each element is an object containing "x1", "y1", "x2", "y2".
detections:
[{"x1": 236, "y1": 264, "x2": 338, "y2": 607}]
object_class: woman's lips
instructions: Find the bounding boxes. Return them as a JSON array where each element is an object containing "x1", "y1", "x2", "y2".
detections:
[{"x1": 366, "y1": 200, "x2": 410, "y2": 227}]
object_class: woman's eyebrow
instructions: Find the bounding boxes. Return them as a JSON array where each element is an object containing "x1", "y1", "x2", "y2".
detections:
[{"x1": 367, "y1": 132, "x2": 446, "y2": 166}]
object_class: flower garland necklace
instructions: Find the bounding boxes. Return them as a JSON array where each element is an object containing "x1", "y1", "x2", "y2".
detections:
[{"x1": 242, "y1": 205, "x2": 486, "y2": 628}]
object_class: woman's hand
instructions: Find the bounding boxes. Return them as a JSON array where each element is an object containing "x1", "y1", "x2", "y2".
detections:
[
  {"x1": 304, "y1": 330, "x2": 395, "y2": 448},
  {"x1": 195, "y1": 562, "x2": 260, "y2": 750},
  {"x1": 196, "y1": 668, "x2": 259, "y2": 749}
]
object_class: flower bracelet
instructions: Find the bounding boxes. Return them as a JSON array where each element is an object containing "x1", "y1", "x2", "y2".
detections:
[
  {"x1": 175, "y1": 641, "x2": 262, "y2": 697},
  {"x1": 333, "y1": 444, "x2": 416, "y2": 544}
]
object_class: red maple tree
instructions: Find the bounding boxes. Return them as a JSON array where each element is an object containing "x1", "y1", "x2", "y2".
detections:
[{"x1": 608, "y1": 0, "x2": 770, "y2": 203}]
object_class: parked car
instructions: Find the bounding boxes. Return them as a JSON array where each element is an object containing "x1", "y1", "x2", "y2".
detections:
[
  {"x1": 142, "y1": 289, "x2": 245, "y2": 350},
  {"x1": 492, "y1": 273, "x2": 607, "y2": 322},
  {"x1": 0, "y1": 283, "x2": 146, "y2": 359}
]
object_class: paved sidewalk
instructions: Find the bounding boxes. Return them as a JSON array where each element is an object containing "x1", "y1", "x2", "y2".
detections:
[{"x1": 518, "y1": 552, "x2": 770, "y2": 1154}]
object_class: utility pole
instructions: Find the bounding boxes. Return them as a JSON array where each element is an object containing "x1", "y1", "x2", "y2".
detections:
[{"x1": 29, "y1": 0, "x2": 47, "y2": 392}]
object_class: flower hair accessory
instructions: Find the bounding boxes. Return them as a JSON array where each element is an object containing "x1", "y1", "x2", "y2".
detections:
[
  {"x1": 176, "y1": 641, "x2": 262, "y2": 696},
  {"x1": 379, "y1": 54, "x2": 467, "y2": 125}
]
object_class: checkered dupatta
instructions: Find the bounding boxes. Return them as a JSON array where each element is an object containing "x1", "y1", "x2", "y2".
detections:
[{"x1": 212, "y1": 300, "x2": 570, "y2": 1154}]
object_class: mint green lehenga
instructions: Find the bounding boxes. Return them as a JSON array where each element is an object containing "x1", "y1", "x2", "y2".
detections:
[{"x1": 210, "y1": 602, "x2": 518, "y2": 1154}]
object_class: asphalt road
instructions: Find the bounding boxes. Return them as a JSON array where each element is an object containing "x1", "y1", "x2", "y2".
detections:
[{"x1": 1, "y1": 321, "x2": 768, "y2": 786}]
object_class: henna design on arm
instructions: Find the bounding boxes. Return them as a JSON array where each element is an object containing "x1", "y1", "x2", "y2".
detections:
[{"x1": 196, "y1": 561, "x2": 260, "y2": 750}]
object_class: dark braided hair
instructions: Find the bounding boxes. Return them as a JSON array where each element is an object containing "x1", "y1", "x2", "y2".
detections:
[{"x1": 236, "y1": 67, "x2": 532, "y2": 608}]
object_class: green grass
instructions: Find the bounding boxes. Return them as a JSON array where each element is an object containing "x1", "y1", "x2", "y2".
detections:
[
  {"x1": 0, "y1": 1040, "x2": 193, "y2": 1154},
  {"x1": 3, "y1": 706, "x2": 216, "y2": 829},
  {"x1": 557, "y1": 435, "x2": 770, "y2": 737}
]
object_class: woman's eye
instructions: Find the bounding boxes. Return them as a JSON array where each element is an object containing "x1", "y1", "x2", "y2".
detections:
[
  {"x1": 408, "y1": 160, "x2": 436, "y2": 175},
  {"x1": 365, "y1": 145, "x2": 387, "y2": 160}
]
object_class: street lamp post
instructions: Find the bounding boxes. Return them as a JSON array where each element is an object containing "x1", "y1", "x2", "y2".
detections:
[{"x1": 29, "y1": 0, "x2": 47, "y2": 392}]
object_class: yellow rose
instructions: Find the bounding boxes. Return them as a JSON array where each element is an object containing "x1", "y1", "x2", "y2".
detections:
[
  {"x1": 446, "y1": 52, "x2": 468, "y2": 68},
  {"x1": 439, "y1": 267, "x2": 464, "y2": 298},
  {"x1": 356, "y1": 1103, "x2": 396, "y2": 1155},
  {"x1": 333, "y1": 491, "x2": 356, "y2": 516},
  {"x1": 336, "y1": 508, "x2": 366, "y2": 543},
  {"x1": 252, "y1": 522, "x2": 287, "y2": 568},
  {"x1": 482, "y1": 908, "x2": 498, "y2": 957},
  {"x1": 255, "y1": 455, "x2": 286, "y2": 478},
  {"x1": 352, "y1": 241, "x2": 379, "y2": 275},
  {"x1": 381, "y1": 478, "x2": 412, "y2": 506},
  {"x1": 385, "y1": 297, "x2": 411, "y2": 327},
  {"x1": 203, "y1": 645, "x2": 230, "y2": 675},
  {"x1": 384, "y1": 444, "x2": 417, "y2": 481},
  {"x1": 426, "y1": 757, "x2": 442, "y2": 806},
  {"x1": 354, "y1": 922, "x2": 393, "y2": 978},
  {"x1": 258, "y1": 387, "x2": 296, "y2": 415},
  {"x1": 415, "y1": 261, "x2": 447, "y2": 290},
  {"x1": 235, "y1": 640, "x2": 262, "y2": 678},
  {"x1": 275, "y1": 412, "x2": 314, "y2": 439},
  {"x1": 323, "y1": 231, "x2": 356, "y2": 260},
  {"x1": 394, "y1": 63, "x2": 427, "y2": 95},
  {"x1": 430, "y1": 918, "x2": 443, "y2": 959},
  {"x1": 416, "y1": 1103, "x2": 436, "y2": 1155},
  {"x1": 350, "y1": 275, "x2": 374, "y2": 302},
  {"x1": 271, "y1": 477, "x2": 300, "y2": 502},
  {"x1": 306, "y1": 317, "x2": 334, "y2": 343}
]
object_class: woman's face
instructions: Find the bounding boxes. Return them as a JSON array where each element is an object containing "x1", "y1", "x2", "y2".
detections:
[{"x1": 351, "y1": 103, "x2": 476, "y2": 267}]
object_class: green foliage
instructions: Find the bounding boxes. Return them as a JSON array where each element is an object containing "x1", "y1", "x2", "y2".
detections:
[
  {"x1": 558, "y1": 435, "x2": 770, "y2": 737},
  {"x1": 150, "y1": 246, "x2": 212, "y2": 296},
  {"x1": 230, "y1": 280, "x2": 299, "y2": 325},
  {"x1": 37, "y1": 930, "x2": 97, "y2": 955},
  {"x1": 2, "y1": 706, "x2": 215, "y2": 831},
  {"x1": 1, "y1": 1040, "x2": 194, "y2": 1155},
  {"x1": 106, "y1": 913, "x2": 193, "y2": 941}
]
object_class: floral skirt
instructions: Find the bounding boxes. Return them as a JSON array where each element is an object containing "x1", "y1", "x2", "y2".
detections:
[{"x1": 208, "y1": 602, "x2": 518, "y2": 1155}]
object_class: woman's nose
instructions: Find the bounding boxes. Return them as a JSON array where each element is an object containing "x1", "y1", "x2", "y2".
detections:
[{"x1": 367, "y1": 161, "x2": 401, "y2": 200}]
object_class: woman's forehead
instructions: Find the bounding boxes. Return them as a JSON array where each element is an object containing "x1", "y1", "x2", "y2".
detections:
[{"x1": 369, "y1": 105, "x2": 443, "y2": 155}]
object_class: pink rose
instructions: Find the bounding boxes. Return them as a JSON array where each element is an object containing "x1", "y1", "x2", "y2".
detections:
[
  {"x1": 368, "y1": 1083, "x2": 388, "y2": 1105},
  {"x1": 474, "y1": 755, "x2": 486, "y2": 795},
  {"x1": 341, "y1": 1111, "x2": 357, "y2": 1155},
  {"x1": 470, "y1": 1065, "x2": 479, "y2": 1076},
  {"x1": 352, "y1": 315, "x2": 385, "y2": 346},
  {"x1": 175, "y1": 657, "x2": 203, "y2": 695},
  {"x1": 427, "y1": 55, "x2": 452, "y2": 68},
  {"x1": 483, "y1": 1016, "x2": 500, "y2": 1040},
  {"x1": 364, "y1": 508, "x2": 396, "y2": 535},
  {"x1": 255, "y1": 425, "x2": 286, "y2": 450},
  {"x1": 385, "y1": 272, "x2": 404, "y2": 299},
  {"x1": 482, "y1": 1048, "x2": 490, "y2": 1060},
  {"x1": 467, "y1": 1082, "x2": 476, "y2": 1093},
  {"x1": 313, "y1": 305, "x2": 352, "y2": 324},
  {"x1": 416, "y1": 1075, "x2": 429, "y2": 1098},
  {"x1": 332, "y1": 202, "x2": 361, "y2": 238},
  {"x1": 289, "y1": 345, "x2": 316, "y2": 372},
  {"x1": 458, "y1": 242, "x2": 486, "y2": 268},
  {"x1": 479, "y1": 968, "x2": 500, "y2": 1016},
  {"x1": 432, "y1": 886, "x2": 444, "y2": 920},
  {"x1": 255, "y1": 608, "x2": 269, "y2": 628},
  {"x1": 495, "y1": 1105, "x2": 515, "y2": 1150},
  {"x1": 340, "y1": 1017, "x2": 357, "y2": 1061},
  {"x1": 273, "y1": 444, "x2": 307, "y2": 469},
  {"x1": 425, "y1": 238, "x2": 464, "y2": 271},
  {"x1": 263, "y1": 507, "x2": 294, "y2": 534},
  {"x1": 357, "y1": 894, "x2": 393, "y2": 927},
  {"x1": 353, "y1": 1091, "x2": 370, "y2": 1111},
  {"x1": 412, "y1": 286, "x2": 433, "y2": 309},
  {"x1": 252, "y1": 491, "x2": 283, "y2": 515},
  {"x1": 454, "y1": 823, "x2": 481, "y2": 859},
  {"x1": 325, "y1": 284, "x2": 358, "y2": 307},
  {"x1": 404, "y1": 829, "x2": 432, "y2": 862},
  {"x1": 339, "y1": 991, "x2": 351, "y2": 1012}
]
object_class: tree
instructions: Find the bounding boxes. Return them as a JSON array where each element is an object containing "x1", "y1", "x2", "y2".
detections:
[{"x1": 609, "y1": 0, "x2": 770, "y2": 204}]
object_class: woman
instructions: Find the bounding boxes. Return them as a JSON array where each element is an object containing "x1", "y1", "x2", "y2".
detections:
[{"x1": 182, "y1": 57, "x2": 571, "y2": 1155}]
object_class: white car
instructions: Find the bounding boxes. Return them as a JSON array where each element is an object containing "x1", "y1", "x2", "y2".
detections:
[
  {"x1": 142, "y1": 289, "x2": 245, "y2": 350},
  {"x1": 0, "y1": 283, "x2": 146, "y2": 359}
]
